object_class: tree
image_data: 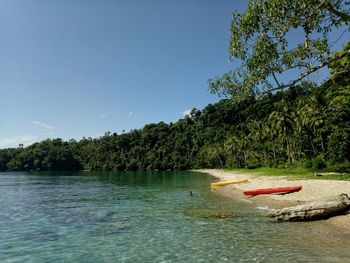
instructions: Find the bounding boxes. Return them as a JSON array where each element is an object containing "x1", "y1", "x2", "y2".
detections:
[
  {"x1": 269, "y1": 103, "x2": 296, "y2": 164},
  {"x1": 209, "y1": 0, "x2": 350, "y2": 103}
]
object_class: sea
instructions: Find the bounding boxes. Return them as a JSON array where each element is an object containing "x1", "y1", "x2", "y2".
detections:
[{"x1": 0, "y1": 171, "x2": 349, "y2": 262}]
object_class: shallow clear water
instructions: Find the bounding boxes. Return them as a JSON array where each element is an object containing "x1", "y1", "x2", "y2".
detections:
[{"x1": 0, "y1": 171, "x2": 349, "y2": 262}]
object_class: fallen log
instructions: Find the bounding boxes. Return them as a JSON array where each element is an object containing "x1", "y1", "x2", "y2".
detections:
[
  {"x1": 268, "y1": 193, "x2": 350, "y2": 221},
  {"x1": 314, "y1": 172, "x2": 344, "y2": 177}
]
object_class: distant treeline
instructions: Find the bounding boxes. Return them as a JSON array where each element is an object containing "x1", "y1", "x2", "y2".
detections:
[
  {"x1": 1, "y1": 65, "x2": 349, "y2": 172},
  {"x1": 2, "y1": 1, "x2": 349, "y2": 173}
]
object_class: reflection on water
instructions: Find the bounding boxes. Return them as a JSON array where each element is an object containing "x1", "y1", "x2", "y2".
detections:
[{"x1": 0, "y1": 171, "x2": 349, "y2": 262}]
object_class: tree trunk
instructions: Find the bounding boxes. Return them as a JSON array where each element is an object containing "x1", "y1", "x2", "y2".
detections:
[
  {"x1": 263, "y1": 149, "x2": 267, "y2": 165},
  {"x1": 320, "y1": 139, "x2": 325, "y2": 152},
  {"x1": 311, "y1": 141, "x2": 316, "y2": 156},
  {"x1": 272, "y1": 145, "x2": 276, "y2": 164},
  {"x1": 268, "y1": 194, "x2": 350, "y2": 221},
  {"x1": 243, "y1": 152, "x2": 248, "y2": 168},
  {"x1": 286, "y1": 140, "x2": 291, "y2": 165}
]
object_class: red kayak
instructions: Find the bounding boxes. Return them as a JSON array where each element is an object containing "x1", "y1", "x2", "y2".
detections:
[{"x1": 243, "y1": 186, "x2": 302, "y2": 196}]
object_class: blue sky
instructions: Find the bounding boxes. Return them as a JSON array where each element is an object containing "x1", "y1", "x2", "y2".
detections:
[
  {"x1": 0, "y1": 1, "x2": 347, "y2": 148},
  {"x1": 0, "y1": 0, "x2": 245, "y2": 148}
]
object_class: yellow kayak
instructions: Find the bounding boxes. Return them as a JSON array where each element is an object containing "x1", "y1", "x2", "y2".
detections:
[{"x1": 210, "y1": 179, "x2": 248, "y2": 187}]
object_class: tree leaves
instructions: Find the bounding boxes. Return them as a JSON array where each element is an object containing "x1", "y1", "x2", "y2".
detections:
[{"x1": 210, "y1": 0, "x2": 350, "y2": 103}]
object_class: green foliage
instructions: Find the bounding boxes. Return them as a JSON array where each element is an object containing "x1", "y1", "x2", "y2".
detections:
[
  {"x1": 229, "y1": 166, "x2": 350, "y2": 181},
  {"x1": 312, "y1": 154, "x2": 327, "y2": 169},
  {"x1": 304, "y1": 160, "x2": 313, "y2": 169},
  {"x1": 0, "y1": 41, "x2": 349, "y2": 172},
  {"x1": 1, "y1": 63, "x2": 349, "y2": 172},
  {"x1": 195, "y1": 144, "x2": 226, "y2": 168},
  {"x1": 4, "y1": 139, "x2": 82, "y2": 171},
  {"x1": 331, "y1": 161, "x2": 350, "y2": 173},
  {"x1": 232, "y1": 166, "x2": 316, "y2": 178},
  {"x1": 1, "y1": 57, "x2": 349, "y2": 171},
  {"x1": 209, "y1": 0, "x2": 350, "y2": 103}
]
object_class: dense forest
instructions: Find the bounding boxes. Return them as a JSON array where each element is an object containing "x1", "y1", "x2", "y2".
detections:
[
  {"x1": 1, "y1": 0, "x2": 349, "y2": 172},
  {"x1": 1, "y1": 43, "x2": 349, "y2": 172}
]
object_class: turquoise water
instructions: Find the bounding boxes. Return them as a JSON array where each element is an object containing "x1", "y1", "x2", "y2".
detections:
[{"x1": 0, "y1": 171, "x2": 349, "y2": 262}]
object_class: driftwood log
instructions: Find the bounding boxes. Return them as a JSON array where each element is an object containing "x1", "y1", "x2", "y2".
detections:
[
  {"x1": 268, "y1": 193, "x2": 350, "y2": 221},
  {"x1": 314, "y1": 172, "x2": 344, "y2": 177}
]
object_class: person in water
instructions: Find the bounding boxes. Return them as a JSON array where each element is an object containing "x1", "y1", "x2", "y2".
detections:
[{"x1": 188, "y1": 191, "x2": 193, "y2": 196}]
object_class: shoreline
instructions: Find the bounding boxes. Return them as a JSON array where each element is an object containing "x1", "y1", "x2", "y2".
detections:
[{"x1": 195, "y1": 169, "x2": 350, "y2": 232}]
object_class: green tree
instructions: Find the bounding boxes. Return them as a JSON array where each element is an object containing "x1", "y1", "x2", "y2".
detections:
[
  {"x1": 269, "y1": 102, "x2": 296, "y2": 164},
  {"x1": 209, "y1": 0, "x2": 350, "y2": 103}
]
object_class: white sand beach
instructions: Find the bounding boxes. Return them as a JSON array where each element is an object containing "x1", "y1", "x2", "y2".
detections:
[{"x1": 196, "y1": 169, "x2": 350, "y2": 230}]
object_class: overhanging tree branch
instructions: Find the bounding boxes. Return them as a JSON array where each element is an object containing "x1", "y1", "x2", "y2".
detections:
[
  {"x1": 260, "y1": 47, "x2": 350, "y2": 95},
  {"x1": 322, "y1": 1, "x2": 350, "y2": 22},
  {"x1": 209, "y1": 0, "x2": 350, "y2": 103},
  {"x1": 272, "y1": 73, "x2": 282, "y2": 88}
]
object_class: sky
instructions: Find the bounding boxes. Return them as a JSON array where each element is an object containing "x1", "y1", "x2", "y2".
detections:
[
  {"x1": 0, "y1": 0, "x2": 246, "y2": 148},
  {"x1": 0, "y1": 1, "x2": 348, "y2": 148}
]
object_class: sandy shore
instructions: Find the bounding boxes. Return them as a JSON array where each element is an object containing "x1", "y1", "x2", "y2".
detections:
[{"x1": 195, "y1": 169, "x2": 350, "y2": 230}]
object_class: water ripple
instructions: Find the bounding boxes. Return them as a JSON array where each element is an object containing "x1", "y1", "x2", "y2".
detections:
[{"x1": 0, "y1": 171, "x2": 349, "y2": 262}]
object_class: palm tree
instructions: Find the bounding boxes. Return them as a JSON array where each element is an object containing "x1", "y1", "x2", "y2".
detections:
[
  {"x1": 224, "y1": 135, "x2": 251, "y2": 168},
  {"x1": 269, "y1": 103, "x2": 296, "y2": 165},
  {"x1": 248, "y1": 120, "x2": 269, "y2": 165},
  {"x1": 296, "y1": 95, "x2": 325, "y2": 157}
]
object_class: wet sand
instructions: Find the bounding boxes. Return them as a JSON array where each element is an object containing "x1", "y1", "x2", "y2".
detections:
[{"x1": 195, "y1": 169, "x2": 350, "y2": 232}]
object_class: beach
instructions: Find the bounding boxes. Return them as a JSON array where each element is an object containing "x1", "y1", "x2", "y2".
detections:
[{"x1": 196, "y1": 169, "x2": 350, "y2": 231}]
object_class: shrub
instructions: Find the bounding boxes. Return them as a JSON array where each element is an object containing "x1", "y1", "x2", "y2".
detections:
[
  {"x1": 312, "y1": 154, "x2": 326, "y2": 169},
  {"x1": 304, "y1": 160, "x2": 313, "y2": 168},
  {"x1": 332, "y1": 161, "x2": 350, "y2": 173}
]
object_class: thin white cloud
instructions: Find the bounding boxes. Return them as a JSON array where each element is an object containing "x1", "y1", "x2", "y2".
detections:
[
  {"x1": 32, "y1": 121, "x2": 56, "y2": 130},
  {"x1": 98, "y1": 113, "x2": 107, "y2": 119},
  {"x1": 182, "y1": 109, "x2": 192, "y2": 117},
  {"x1": 0, "y1": 135, "x2": 38, "y2": 149},
  {"x1": 127, "y1": 111, "x2": 134, "y2": 118}
]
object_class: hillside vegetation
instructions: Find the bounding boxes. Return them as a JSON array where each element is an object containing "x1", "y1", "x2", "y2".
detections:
[
  {"x1": 1, "y1": 0, "x2": 349, "y2": 173},
  {"x1": 1, "y1": 48, "x2": 349, "y2": 172}
]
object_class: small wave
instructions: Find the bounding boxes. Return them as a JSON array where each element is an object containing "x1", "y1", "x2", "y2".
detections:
[{"x1": 256, "y1": 206, "x2": 271, "y2": 211}]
